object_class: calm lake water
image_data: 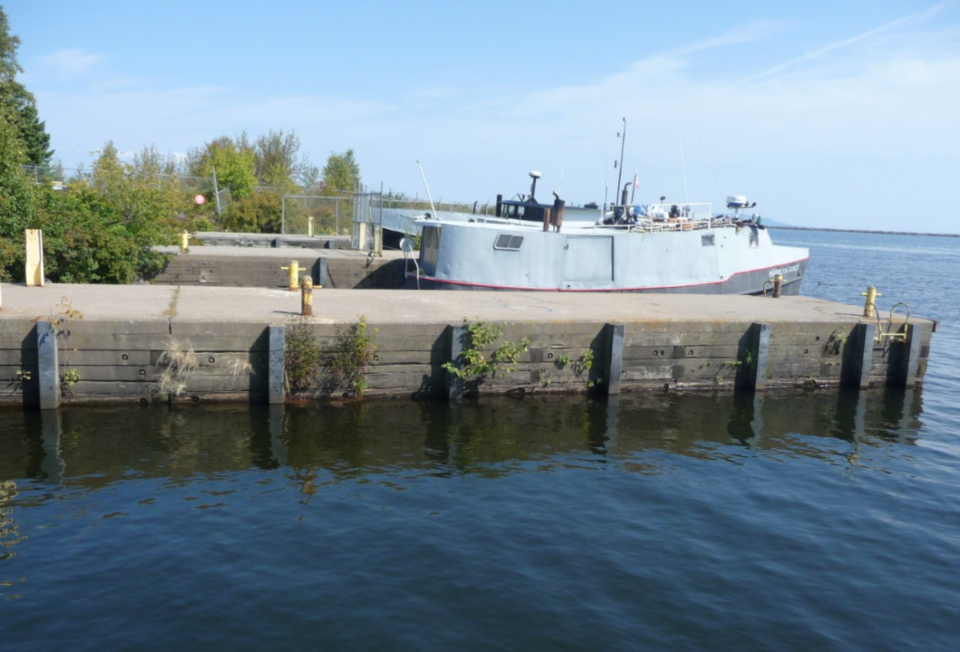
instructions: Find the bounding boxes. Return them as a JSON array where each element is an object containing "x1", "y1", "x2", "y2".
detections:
[{"x1": 2, "y1": 229, "x2": 959, "y2": 651}]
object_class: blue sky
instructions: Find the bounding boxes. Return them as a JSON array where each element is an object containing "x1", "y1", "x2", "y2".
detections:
[{"x1": 6, "y1": 0, "x2": 960, "y2": 232}]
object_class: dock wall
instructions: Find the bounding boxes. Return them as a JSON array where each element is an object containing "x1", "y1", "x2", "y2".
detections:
[
  {"x1": 150, "y1": 251, "x2": 406, "y2": 289},
  {"x1": 0, "y1": 316, "x2": 932, "y2": 408}
]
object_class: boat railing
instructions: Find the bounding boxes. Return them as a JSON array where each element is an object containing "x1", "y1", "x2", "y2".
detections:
[{"x1": 628, "y1": 201, "x2": 713, "y2": 221}]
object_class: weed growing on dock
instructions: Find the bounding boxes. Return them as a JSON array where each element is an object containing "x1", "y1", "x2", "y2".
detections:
[
  {"x1": 826, "y1": 329, "x2": 849, "y2": 355},
  {"x1": 284, "y1": 320, "x2": 321, "y2": 394},
  {"x1": 321, "y1": 316, "x2": 378, "y2": 399},
  {"x1": 538, "y1": 349, "x2": 601, "y2": 390},
  {"x1": 444, "y1": 319, "x2": 530, "y2": 390},
  {"x1": 154, "y1": 340, "x2": 199, "y2": 398},
  {"x1": 49, "y1": 297, "x2": 83, "y2": 395}
]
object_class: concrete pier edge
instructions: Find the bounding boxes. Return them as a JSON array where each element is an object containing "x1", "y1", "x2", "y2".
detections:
[{"x1": 0, "y1": 283, "x2": 936, "y2": 409}]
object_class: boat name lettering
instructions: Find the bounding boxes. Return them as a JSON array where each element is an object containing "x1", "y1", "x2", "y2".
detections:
[{"x1": 769, "y1": 264, "x2": 800, "y2": 278}]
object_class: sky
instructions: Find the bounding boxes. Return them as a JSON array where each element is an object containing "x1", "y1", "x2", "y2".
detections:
[{"x1": 5, "y1": 0, "x2": 960, "y2": 233}]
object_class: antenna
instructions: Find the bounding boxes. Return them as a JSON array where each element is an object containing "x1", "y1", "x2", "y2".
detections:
[
  {"x1": 416, "y1": 160, "x2": 440, "y2": 220},
  {"x1": 616, "y1": 117, "x2": 626, "y2": 199}
]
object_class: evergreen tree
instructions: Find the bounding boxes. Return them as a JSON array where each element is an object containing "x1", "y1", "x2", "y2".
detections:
[{"x1": 0, "y1": 7, "x2": 54, "y2": 168}]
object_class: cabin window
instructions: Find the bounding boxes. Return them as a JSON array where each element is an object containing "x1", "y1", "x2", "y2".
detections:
[
  {"x1": 701, "y1": 235, "x2": 715, "y2": 247},
  {"x1": 494, "y1": 234, "x2": 524, "y2": 250}
]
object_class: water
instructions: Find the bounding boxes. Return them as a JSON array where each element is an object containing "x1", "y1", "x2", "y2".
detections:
[{"x1": 2, "y1": 230, "x2": 959, "y2": 651}]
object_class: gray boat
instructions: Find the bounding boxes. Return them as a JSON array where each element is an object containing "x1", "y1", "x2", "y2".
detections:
[{"x1": 403, "y1": 174, "x2": 809, "y2": 295}]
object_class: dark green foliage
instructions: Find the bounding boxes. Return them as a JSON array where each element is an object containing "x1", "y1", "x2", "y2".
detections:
[
  {"x1": 0, "y1": 103, "x2": 34, "y2": 281},
  {"x1": 0, "y1": 8, "x2": 53, "y2": 167},
  {"x1": 285, "y1": 321, "x2": 322, "y2": 394},
  {"x1": 187, "y1": 135, "x2": 258, "y2": 200},
  {"x1": 443, "y1": 319, "x2": 530, "y2": 393},
  {"x1": 0, "y1": 139, "x2": 185, "y2": 283},
  {"x1": 34, "y1": 182, "x2": 172, "y2": 283},
  {"x1": 321, "y1": 316, "x2": 377, "y2": 398},
  {"x1": 222, "y1": 189, "x2": 283, "y2": 233}
]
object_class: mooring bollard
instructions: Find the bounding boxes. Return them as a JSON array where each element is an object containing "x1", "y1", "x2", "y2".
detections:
[
  {"x1": 301, "y1": 276, "x2": 313, "y2": 316},
  {"x1": 25, "y1": 229, "x2": 44, "y2": 287},
  {"x1": 280, "y1": 260, "x2": 300, "y2": 291},
  {"x1": 861, "y1": 286, "x2": 881, "y2": 318},
  {"x1": 773, "y1": 274, "x2": 783, "y2": 298}
]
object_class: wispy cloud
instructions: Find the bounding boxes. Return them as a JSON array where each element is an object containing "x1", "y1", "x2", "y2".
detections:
[
  {"x1": 38, "y1": 49, "x2": 106, "y2": 75},
  {"x1": 733, "y1": 0, "x2": 959, "y2": 86},
  {"x1": 669, "y1": 19, "x2": 792, "y2": 57}
]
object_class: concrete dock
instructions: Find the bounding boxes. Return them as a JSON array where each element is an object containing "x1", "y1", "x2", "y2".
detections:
[
  {"x1": 0, "y1": 282, "x2": 936, "y2": 407},
  {"x1": 150, "y1": 243, "x2": 407, "y2": 289}
]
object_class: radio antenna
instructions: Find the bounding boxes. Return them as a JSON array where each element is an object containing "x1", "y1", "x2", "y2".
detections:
[
  {"x1": 616, "y1": 117, "x2": 626, "y2": 201},
  {"x1": 416, "y1": 160, "x2": 440, "y2": 219}
]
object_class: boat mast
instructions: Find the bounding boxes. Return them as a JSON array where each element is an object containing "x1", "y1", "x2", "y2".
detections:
[
  {"x1": 416, "y1": 160, "x2": 440, "y2": 220},
  {"x1": 616, "y1": 117, "x2": 626, "y2": 205}
]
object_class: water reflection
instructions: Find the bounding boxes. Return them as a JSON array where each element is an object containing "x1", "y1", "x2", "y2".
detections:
[{"x1": 0, "y1": 388, "x2": 927, "y2": 488}]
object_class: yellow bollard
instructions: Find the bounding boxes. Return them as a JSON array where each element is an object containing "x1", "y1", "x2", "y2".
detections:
[
  {"x1": 308, "y1": 216, "x2": 314, "y2": 238},
  {"x1": 25, "y1": 229, "x2": 44, "y2": 287},
  {"x1": 773, "y1": 274, "x2": 783, "y2": 298},
  {"x1": 280, "y1": 260, "x2": 300, "y2": 291},
  {"x1": 301, "y1": 276, "x2": 313, "y2": 316},
  {"x1": 861, "y1": 286, "x2": 881, "y2": 318},
  {"x1": 180, "y1": 230, "x2": 189, "y2": 252}
]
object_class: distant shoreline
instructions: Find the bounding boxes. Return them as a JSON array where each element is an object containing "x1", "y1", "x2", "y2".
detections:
[{"x1": 767, "y1": 226, "x2": 960, "y2": 238}]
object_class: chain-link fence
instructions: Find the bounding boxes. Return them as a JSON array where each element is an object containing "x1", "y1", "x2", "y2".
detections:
[
  {"x1": 348, "y1": 194, "x2": 499, "y2": 252},
  {"x1": 281, "y1": 194, "x2": 354, "y2": 236}
]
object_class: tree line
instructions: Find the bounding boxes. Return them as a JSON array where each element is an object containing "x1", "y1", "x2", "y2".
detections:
[{"x1": 0, "y1": 6, "x2": 361, "y2": 283}]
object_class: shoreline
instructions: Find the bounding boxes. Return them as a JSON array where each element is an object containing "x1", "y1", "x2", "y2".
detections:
[{"x1": 768, "y1": 225, "x2": 960, "y2": 238}]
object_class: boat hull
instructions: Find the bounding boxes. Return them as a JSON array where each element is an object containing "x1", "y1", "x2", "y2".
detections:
[
  {"x1": 408, "y1": 219, "x2": 810, "y2": 296},
  {"x1": 406, "y1": 258, "x2": 807, "y2": 295}
]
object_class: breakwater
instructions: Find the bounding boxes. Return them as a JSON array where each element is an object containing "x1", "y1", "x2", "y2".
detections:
[{"x1": 0, "y1": 284, "x2": 935, "y2": 409}]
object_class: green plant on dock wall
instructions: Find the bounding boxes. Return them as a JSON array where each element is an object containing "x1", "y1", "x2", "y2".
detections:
[
  {"x1": 542, "y1": 349, "x2": 602, "y2": 390},
  {"x1": 443, "y1": 319, "x2": 529, "y2": 388},
  {"x1": 826, "y1": 329, "x2": 849, "y2": 355},
  {"x1": 321, "y1": 316, "x2": 378, "y2": 398},
  {"x1": 154, "y1": 340, "x2": 198, "y2": 399},
  {"x1": 48, "y1": 297, "x2": 83, "y2": 394},
  {"x1": 714, "y1": 359, "x2": 743, "y2": 384},
  {"x1": 573, "y1": 349, "x2": 605, "y2": 389},
  {"x1": 285, "y1": 320, "x2": 322, "y2": 394}
]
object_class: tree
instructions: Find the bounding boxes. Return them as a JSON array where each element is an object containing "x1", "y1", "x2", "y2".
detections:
[
  {"x1": 0, "y1": 7, "x2": 23, "y2": 83},
  {"x1": 255, "y1": 129, "x2": 304, "y2": 192},
  {"x1": 0, "y1": 102, "x2": 34, "y2": 280},
  {"x1": 0, "y1": 7, "x2": 53, "y2": 167},
  {"x1": 188, "y1": 135, "x2": 257, "y2": 200},
  {"x1": 322, "y1": 149, "x2": 361, "y2": 194}
]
